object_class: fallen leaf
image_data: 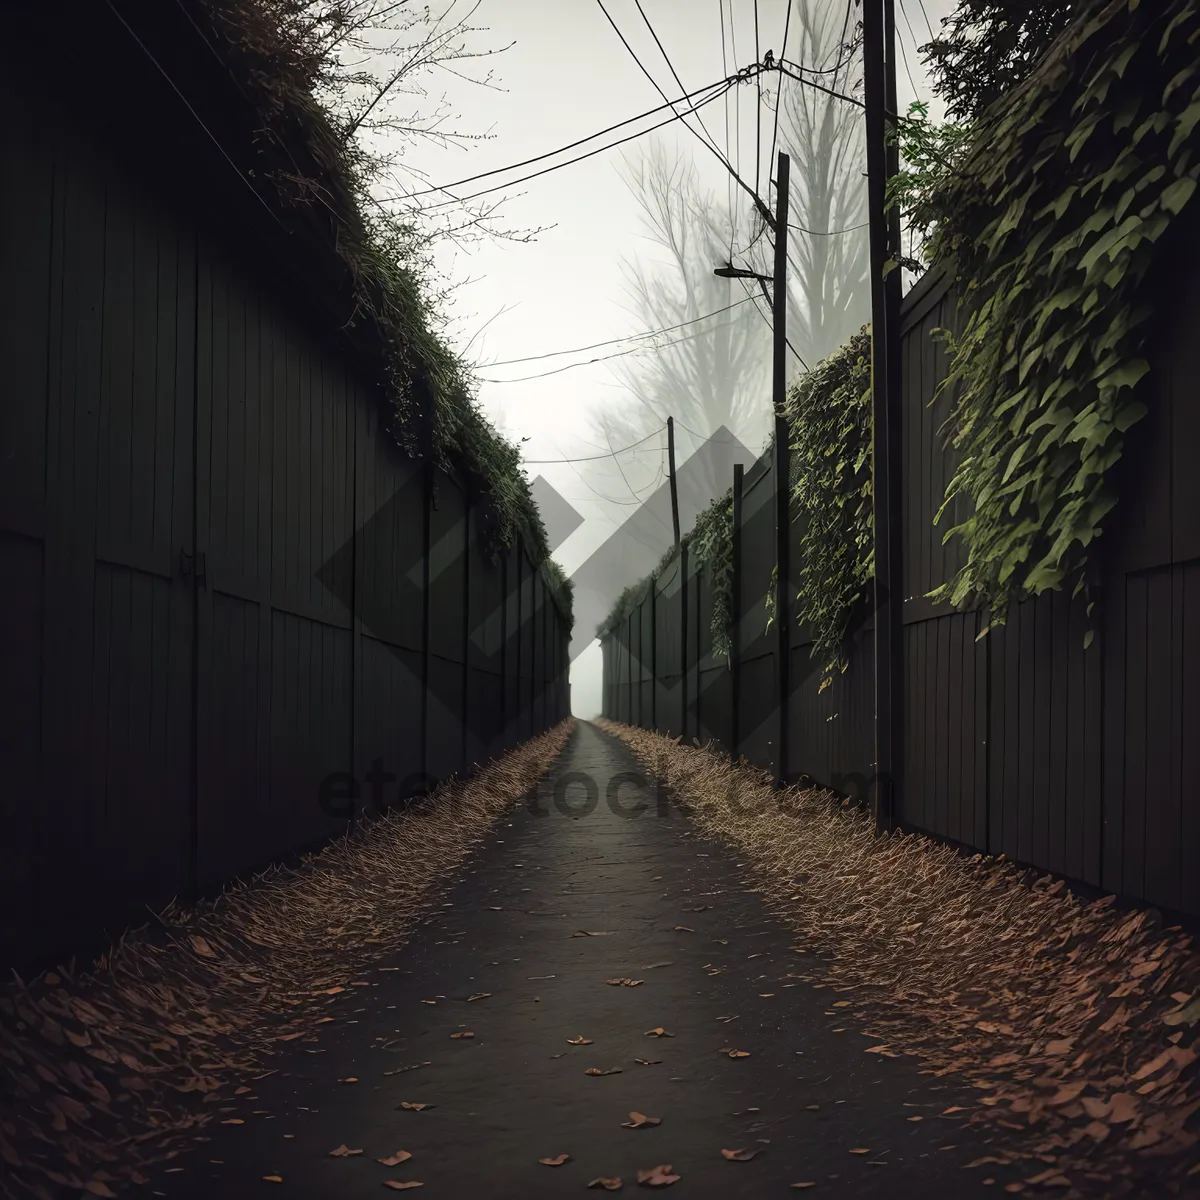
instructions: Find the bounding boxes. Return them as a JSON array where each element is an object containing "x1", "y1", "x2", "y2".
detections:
[
  {"x1": 727, "y1": 1049, "x2": 751, "y2": 1058},
  {"x1": 906, "y1": 1116, "x2": 924, "y2": 1122},
  {"x1": 339, "y1": 1077, "x2": 359, "y2": 1084},
  {"x1": 1043, "y1": 1039, "x2": 1074, "y2": 1056},
  {"x1": 791, "y1": 1185, "x2": 816, "y2": 1191},
  {"x1": 634, "y1": 1058, "x2": 662, "y2": 1066},
  {"x1": 849, "y1": 1148, "x2": 870, "y2": 1155},
  {"x1": 221, "y1": 1119, "x2": 245, "y2": 1126},
  {"x1": 539, "y1": 1154, "x2": 571, "y2": 1166},
  {"x1": 942, "y1": 1107, "x2": 968, "y2": 1115},
  {"x1": 466, "y1": 993, "x2": 491, "y2": 1002},
  {"x1": 329, "y1": 1145, "x2": 364, "y2": 1157},
  {"x1": 568, "y1": 1036, "x2": 594, "y2": 1045},
  {"x1": 588, "y1": 1179, "x2": 623, "y2": 1191},
  {"x1": 673, "y1": 926, "x2": 694, "y2": 933},
  {"x1": 585, "y1": 1068, "x2": 622, "y2": 1077},
  {"x1": 190, "y1": 936, "x2": 217, "y2": 959},
  {"x1": 262, "y1": 1177, "x2": 283, "y2": 1185},
  {"x1": 377, "y1": 1152, "x2": 413, "y2": 1166},
  {"x1": 622, "y1": 1112, "x2": 662, "y2": 1128},
  {"x1": 399, "y1": 1102, "x2": 432, "y2": 1111},
  {"x1": 644, "y1": 1028, "x2": 674, "y2": 1038},
  {"x1": 382, "y1": 1183, "x2": 423, "y2": 1191},
  {"x1": 1132, "y1": 1049, "x2": 1174, "y2": 1081},
  {"x1": 1107, "y1": 1093, "x2": 1139, "y2": 1123},
  {"x1": 721, "y1": 1148, "x2": 759, "y2": 1161},
  {"x1": 450, "y1": 1031, "x2": 474, "y2": 1039},
  {"x1": 1163, "y1": 998, "x2": 1200, "y2": 1027},
  {"x1": 636, "y1": 1164, "x2": 680, "y2": 1187},
  {"x1": 488, "y1": 906, "x2": 503, "y2": 911}
]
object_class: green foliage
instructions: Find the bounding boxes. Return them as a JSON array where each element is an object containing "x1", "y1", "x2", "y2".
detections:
[
  {"x1": 597, "y1": 332, "x2": 872, "y2": 681},
  {"x1": 886, "y1": 102, "x2": 977, "y2": 269},
  {"x1": 782, "y1": 329, "x2": 875, "y2": 684},
  {"x1": 919, "y1": 0, "x2": 1200, "y2": 618},
  {"x1": 595, "y1": 491, "x2": 735, "y2": 662},
  {"x1": 199, "y1": 0, "x2": 570, "y2": 624},
  {"x1": 922, "y1": 0, "x2": 1077, "y2": 123}
]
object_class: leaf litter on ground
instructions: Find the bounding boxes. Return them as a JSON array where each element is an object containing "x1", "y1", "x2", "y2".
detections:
[
  {"x1": 0, "y1": 725, "x2": 575, "y2": 1198},
  {"x1": 597, "y1": 719, "x2": 1200, "y2": 1195}
]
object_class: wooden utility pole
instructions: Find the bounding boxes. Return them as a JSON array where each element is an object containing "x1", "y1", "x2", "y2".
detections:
[
  {"x1": 730, "y1": 461, "x2": 744, "y2": 764},
  {"x1": 772, "y1": 151, "x2": 792, "y2": 789},
  {"x1": 667, "y1": 416, "x2": 680, "y2": 550},
  {"x1": 865, "y1": 0, "x2": 904, "y2": 834}
]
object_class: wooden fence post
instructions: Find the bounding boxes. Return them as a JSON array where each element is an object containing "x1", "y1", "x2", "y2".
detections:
[{"x1": 731, "y1": 463, "x2": 744, "y2": 762}]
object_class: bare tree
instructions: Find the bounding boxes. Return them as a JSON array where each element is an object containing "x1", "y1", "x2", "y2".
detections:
[
  {"x1": 587, "y1": 141, "x2": 773, "y2": 514},
  {"x1": 257, "y1": 0, "x2": 547, "y2": 275},
  {"x1": 583, "y1": 0, "x2": 868, "y2": 530},
  {"x1": 744, "y1": 0, "x2": 870, "y2": 370}
]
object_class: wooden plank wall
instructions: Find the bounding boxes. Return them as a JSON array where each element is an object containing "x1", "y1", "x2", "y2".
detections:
[
  {"x1": 601, "y1": 228, "x2": 1200, "y2": 919},
  {"x1": 0, "y1": 58, "x2": 570, "y2": 971}
]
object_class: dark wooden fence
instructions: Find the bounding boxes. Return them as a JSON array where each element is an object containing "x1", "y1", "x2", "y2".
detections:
[
  {"x1": 0, "y1": 10, "x2": 569, "y2": 971},
  {"x1": 602, "y1": 220, "x2": 1200, "y2": 922}
]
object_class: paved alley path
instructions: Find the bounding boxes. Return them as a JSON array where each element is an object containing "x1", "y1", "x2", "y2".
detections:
[{"x1": 159, "y1": 722, "x2": 1022, "y2": 1197}]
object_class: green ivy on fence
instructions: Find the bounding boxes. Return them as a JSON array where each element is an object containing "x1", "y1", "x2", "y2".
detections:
[
  {"x1": 782, "y1": 328, "x2": 874, "y2": 685},
  {"x1": 595, "y1": 0, "x2": 1200, "y2": 655},
  {"x1": 919, "y1": 0, "x2": 1200, "y2": 623},
  {"x1": 200, "y1": 0, "x2": 572, "y2": 623}
]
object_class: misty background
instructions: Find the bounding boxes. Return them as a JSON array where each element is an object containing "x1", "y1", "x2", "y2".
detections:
[{"x1": 359, "y1": 0, "x2": 953, "y2": 716}]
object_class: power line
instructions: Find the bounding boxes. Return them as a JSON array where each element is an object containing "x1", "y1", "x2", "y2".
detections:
[
  {"x1": 523, "y1": 427, "x2": 665, "y2": 463},
  {"x1": 478, "y1": 297, "x2": 754, "y2": 368},
  {"x1": 718, "y1": 0, "x2": 734, "y2": 258},
  {"x1": 739, "y1": 276, "x2": 808, "y2": 371},
  {"x1": 832, "y1": 0, "x2": 857, "y2": 94},
  {"x1": 729, "y1": 0, "x2": 743, "y2": 229},
  {"x1": 778, "y1": 58, "x2": 866, "y2": 108},
  {"x1": 479, "y1": 315, "x2": 750, "y2": 383},
  {"x1": 412, "y1": 74, "x2": 745, "y2": 212},
  {"x1": 753, "y1": 0, "x2": 762, "y2": 198},
  {"x1": 398, "y1": 73, "x2": 750, "y2": 201},
  {"x1": 597, "y1": 0, "x2": 774, "y2": 229},
  {"x1": 767, "y1": 0, "x2": 795, "y2": 186},
  {"x1": 633, "y1": 0, "x2": 726, "y2": 162},
  {"x1": 916, "y1": 0, "x2": 935, "y2": 43},
  {"x1": 896, "y1": 0, "x2": 922, "y2": 99},
  {"x1": 105, "y1": 0, "x2": 290, "y2": 235}
]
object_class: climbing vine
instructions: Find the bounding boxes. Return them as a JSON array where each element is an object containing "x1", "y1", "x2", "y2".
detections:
[
  {"x1": 598, "y1": 0, "x2": 1200, "y2": 657},
  {"x1": 919, "y1": 0, "x2": 1200, "y2": 619},
  {"x1": 782, "y1": 328, "x2": 874, "y2": 684},
  {"x1": 595, "y1": 489, "x2": 735, "y2": 662}
]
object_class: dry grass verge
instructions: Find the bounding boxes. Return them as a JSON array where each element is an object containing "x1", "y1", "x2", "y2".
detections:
[
  {"x1": 597, "y1": 719, "x2": 1200, "y2": 1198},
  {"x1": 0, "y1": 720, "x2": 574, "y2": 1199}
]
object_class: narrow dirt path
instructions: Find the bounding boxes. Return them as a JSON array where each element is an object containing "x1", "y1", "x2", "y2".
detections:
[{"x1": 156, "y1": 722, "x2": 1026, "y2": 1196}]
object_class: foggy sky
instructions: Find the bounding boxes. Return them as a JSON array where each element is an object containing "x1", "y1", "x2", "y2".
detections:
[{"x1": 390, "y1": 0, "x2": 954, "y2": 717}]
